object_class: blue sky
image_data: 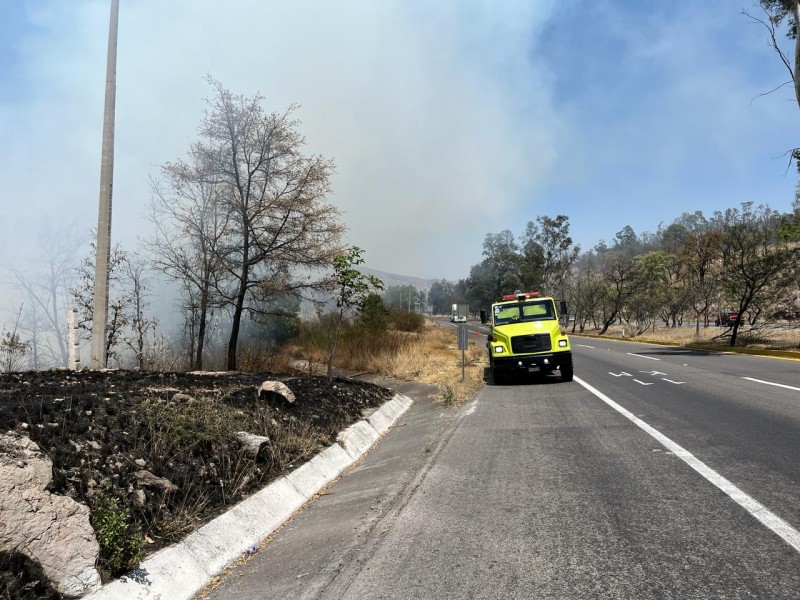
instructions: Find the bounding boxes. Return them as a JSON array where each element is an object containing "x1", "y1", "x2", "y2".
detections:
[{"x1": 0, "y1": 0, "x2": 798, "y2": 314}]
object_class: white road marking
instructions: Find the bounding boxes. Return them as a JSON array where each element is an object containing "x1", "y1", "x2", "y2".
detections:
[
  {"x1": 633, "y1": 379, "x2": 654, "y2": 386},
  {"x1": 627, "y1": 353, "x2": 660, "y2": 361},
  {"x1": 663, "y1": 379, "x2": 685, "y2": 385},
  {"x1": 641, "y1": 370, "x2": 667, "y2": 376},
  {"x1": 577, "y1": 344, "x2": 595, "y2": 348},
  {"x1": 742, "y1": 377, "x2": 800, "y2": 392},
  {"x1": 575, "y1": 376, "x2": 800, "y2": 554},
  {"x1": 609, "y1": 371, "x2": 632, "y2": 377}
]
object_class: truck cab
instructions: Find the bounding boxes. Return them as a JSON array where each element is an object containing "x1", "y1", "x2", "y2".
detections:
[{"x1": 481, "y1": 291, "x2": 573, "y2": 384}]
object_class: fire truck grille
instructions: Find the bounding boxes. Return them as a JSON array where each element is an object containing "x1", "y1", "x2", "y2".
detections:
[{"x1": 511, "y1": 334, "x2": 551, "y2": 354}]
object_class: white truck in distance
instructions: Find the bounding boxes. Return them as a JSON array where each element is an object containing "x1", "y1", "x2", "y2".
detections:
[{"x1": 450, "y1": 303, "x2": 468, "y2": 323}]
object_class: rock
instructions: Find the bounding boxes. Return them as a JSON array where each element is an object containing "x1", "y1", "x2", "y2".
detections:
[
  {"x1": 134, "y1": 458, "x2": 146, "y2": 467},
  {"x1": 134, "y1": 469, "x2": 178, "y2": 492},
  {"x1": 171, "y1": 392, "x2": 196, "y2": 403},
  {"x1": 187, "y1": 370, "x2": 240, "y2": 376},
  {"x1": 235, "y1": 431, "x2": 271, "y2": 458},
  {"x1": 0, "y1": 432, "x2": 101, "y2": 598},
  {"x1": 257, "y1": 380, "x2": 296, "y2": 404},
  {"x1": 129, "y1": 489, "x2": 147, "y2": 507}
]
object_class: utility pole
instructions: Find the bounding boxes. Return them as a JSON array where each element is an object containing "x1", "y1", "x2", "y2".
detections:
[{"x1": 90, "y1": 0, "x2": 119, "y2": 368}]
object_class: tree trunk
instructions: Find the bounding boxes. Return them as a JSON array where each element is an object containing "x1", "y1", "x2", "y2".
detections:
[
  {"x1": 327, "y1": 311, "x2": 344, "y2": 384},
  {"x1": 195, "y1": 285, "x2": 210, "y2": 370},
  {"x1": 227, "y1": 262, "x2": 250, "y2": 371},
  {"x1": 795, "y1": 2, "x2": 800, "y2": 111},
  {"x1": 227, "y1": 282, "x2": 246, "y2": 370}
]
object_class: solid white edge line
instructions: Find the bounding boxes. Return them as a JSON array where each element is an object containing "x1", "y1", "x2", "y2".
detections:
[
  {"x1": 626, "y1": 352, "x2": 660, "y2": 361},
  {"x1": 574, "y1": 375, "x2": 800, "y2": 554},
  {"x1": 742, "y1": 377, "x2": 800, "y2": 392}
]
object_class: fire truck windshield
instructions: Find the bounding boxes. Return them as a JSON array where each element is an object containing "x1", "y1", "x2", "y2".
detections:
[{"x1": 493, "y1": 300, "x2": 554, "y2": 325}]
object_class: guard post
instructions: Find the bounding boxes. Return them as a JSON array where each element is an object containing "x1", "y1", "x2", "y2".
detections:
[{"x1": 457, "y1": 323, "x2": 468, "y2": 382}]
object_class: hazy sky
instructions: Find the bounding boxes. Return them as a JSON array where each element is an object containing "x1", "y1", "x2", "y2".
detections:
[{"x1": 1, "y1": 0, "x2": 798, "y2": 311}]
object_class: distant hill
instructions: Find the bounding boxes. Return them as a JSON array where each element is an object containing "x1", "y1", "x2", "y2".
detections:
[{"x1": 358, "y1": 267, "x2": 440, "y2": 291}]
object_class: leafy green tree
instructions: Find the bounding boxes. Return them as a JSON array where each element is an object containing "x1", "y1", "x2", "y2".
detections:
[
  {"x1": 597, "y1": 250, "x2": 647, "y2": 335},
  {"x1": 383, "y1": 285, "x2": 418, "y2": 310},
  {"x1": 521, "y1": 215, "x2": 580, "y2": 298},
  {"x1": 427, "y1": 280, "x2": 456, "y2": 315},
  {"x1": 472, "y1": 230, "x2": 524, "y2": 304},
  {"x1": 713, "y1": 203, "x2": 798, "y2": 345},
  {"x1": 627, "y1": 251, "x2": 672, "y2": 334},
  {"x1": 357, "y1": 293, "x2": 389, "y2": 331},
  {"x1": 612, "y1": 225, "x2": 639, "y2": 252},
  {"x1": 327, "y1": 247, "x2": 383, "y2": 382}
]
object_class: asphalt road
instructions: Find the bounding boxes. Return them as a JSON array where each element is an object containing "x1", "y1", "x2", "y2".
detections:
[{"x1": 200, "y1": 337, "x2": 800, "y2": 599}]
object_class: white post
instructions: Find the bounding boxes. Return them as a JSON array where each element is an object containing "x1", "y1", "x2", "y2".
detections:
[{"x1": 68, "y1": 307, "x2": 81, "y2": 370}]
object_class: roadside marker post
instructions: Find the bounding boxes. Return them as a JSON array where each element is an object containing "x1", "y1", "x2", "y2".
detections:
[{"x1": 457, "y1": 323, "x2": 468, "y2": 382}]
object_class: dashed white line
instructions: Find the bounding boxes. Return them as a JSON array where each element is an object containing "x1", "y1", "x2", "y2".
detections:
[
  {"x1": 663, "y1": 379, "x2": 685, "y2": 385},
  {"x1": 633, "y1": 379, "x2": 653, "y2": 386},
  {"x1": 742, "y1": 377, "x2": 800, "y2": 392},
  {"x1": 577, "y1": 344, "x2": 595, "y2": 348},
  {"x1": 575, "y1": 376, "x2": 800, "y2": 555},
  {"x1": 627, "y1": 353, "x2": 660, "y2": 361}
]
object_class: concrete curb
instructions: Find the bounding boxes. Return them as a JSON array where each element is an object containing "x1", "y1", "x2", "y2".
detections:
[{"x1": 86, "y1": 392, "x2": 413, "y2": 600}]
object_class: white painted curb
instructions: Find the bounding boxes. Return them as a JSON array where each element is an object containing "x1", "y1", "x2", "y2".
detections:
[{"x1": 86, "y1": 392, "x2": 413, "y2": 600}]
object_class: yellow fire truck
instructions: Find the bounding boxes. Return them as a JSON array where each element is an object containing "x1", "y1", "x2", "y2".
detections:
[{"x1": 480, "y1": 291, "x2": 573, "y2": 384}]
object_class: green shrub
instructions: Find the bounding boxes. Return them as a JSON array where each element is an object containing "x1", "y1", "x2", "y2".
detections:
[
  {"x1": 389, "y1": 309, "x2": 425, "y2": 332},
  {"x1": 91, "y1": 494, "x2": 144, "y2": 576},
  {"x1": 440, "y1": 384, "x2": 455, "y2": 405},
  {"x1": 357, "y1": 294, "x2": 389, "y2": 331}
]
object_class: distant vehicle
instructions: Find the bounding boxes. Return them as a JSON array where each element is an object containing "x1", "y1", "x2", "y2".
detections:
[
  {"x1": 715, "y1": 311, "x2": 743, "y2": 327},
  {"x1": 450, "y1": 303, "x2": 468, "y2": 323}
]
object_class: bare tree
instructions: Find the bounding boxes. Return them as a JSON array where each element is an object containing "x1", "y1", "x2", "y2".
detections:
[
  {"x1": 120, "y1": 256, "x2": 158, "y2": 370},
  {"x1": 680, "y1": 230, "x2": 722, "y2": 333},
  {"x1": 0, "y1": 306, "x2": 31, "y2": 372},
  {"x1": 146, "y1": 152, "x2": 229, "y2": 370},
  {"x1": 72, "y1": 242, "x2": 131, "y2": 365},
  {"x1": 744, "y1": 2, "x2": 800, "y2": 167},
  {"x1": 197, "y1": 78, "x2": 344, "y2": 370},
  {"x1": 6, "y1": 223, "x2": 82, "y2": 368}
]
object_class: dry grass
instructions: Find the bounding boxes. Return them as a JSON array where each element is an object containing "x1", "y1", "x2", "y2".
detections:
[
  {"x1": 289, "y1": 319, "x2": 488, "y2": 406},
  {"x1": 380, "y1": 323, "x2": 486, "y2": 406},
  {"x1": 575, "y1": 322, "x2": 800, "y2": 351}
]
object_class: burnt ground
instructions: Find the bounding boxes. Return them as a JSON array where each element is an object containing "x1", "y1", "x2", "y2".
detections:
[{"x1": 0, "y1": 369, "x2": 393, "y2": 599}]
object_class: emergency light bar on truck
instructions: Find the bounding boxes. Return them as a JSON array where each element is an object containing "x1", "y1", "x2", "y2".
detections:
[{"x1": 501, "y1": 291, "x2": 540, "y2": 301}]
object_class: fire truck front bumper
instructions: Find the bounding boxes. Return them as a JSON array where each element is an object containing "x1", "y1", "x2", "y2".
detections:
[{"x1": 492, "y1": 351, "x2": 572, "y2": 374}]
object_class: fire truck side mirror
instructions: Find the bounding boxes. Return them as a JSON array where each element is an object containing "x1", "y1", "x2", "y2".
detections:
[
  {"x1": 480, "y1": 309, "x2": 488, "y2": 324},
  {"x1": 559, "y1": 301, "x2": 568, "y2": 317}
]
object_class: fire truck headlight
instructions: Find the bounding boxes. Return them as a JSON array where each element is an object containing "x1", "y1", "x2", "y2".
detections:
[
  {"x1": 558, "y1": 339, "x2": 568, "y2": 348},
  {"x1": 494, "y1": 346, "x2": 505, "y2": 354}
]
